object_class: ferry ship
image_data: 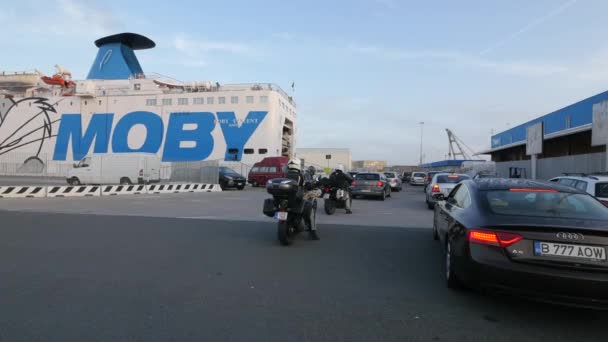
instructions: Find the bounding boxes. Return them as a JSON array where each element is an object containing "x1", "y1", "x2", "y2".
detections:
[{"x1": 0, "y1": 33, "x2": 297, "y2": 175}]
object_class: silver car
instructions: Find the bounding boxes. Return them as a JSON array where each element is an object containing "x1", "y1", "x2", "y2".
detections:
[
  {"x1": 425, "y1": 173, "x2": 470, "y2": 209},
  {"x1": 383, "y1": 171, "x2": 403, "y2": 192},
  {"x1": 410, "y1": 171, "x2": 426, "y2": 186}
]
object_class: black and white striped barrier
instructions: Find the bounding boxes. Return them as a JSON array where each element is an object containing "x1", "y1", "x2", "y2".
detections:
[
  {"x1": 102, "y1": 184, "x2": 147, "y2": 196},
  {"x1": 146, "y1": 183, "x2": 221, "y2": 194},
  {"x1": 0, "y1": 183, "x2": 221, "y2": 198},
  {"x1": 0, "y1": 186, "x2": 46, "y2": 198},
  {"x1": 46, "y1": 185, "x2": 102, "y2": 197}
]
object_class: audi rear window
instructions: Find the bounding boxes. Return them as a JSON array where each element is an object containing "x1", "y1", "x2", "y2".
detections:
[
  {"x1": 595, "y1": 183, "x2": 608, "y2": 198},
  {"x1": 384, "y1": 172, "x2": 397, "y2": 178},
  {"x1": 436, "y1": 175, "x2": 470, "y2": 183},
  {"x1": 413, "y1": 173, "x2": 425, "y2": 178},
  {"x1": 357, "y1": 173, "x2": 380, "y2": 180},
  {"x1": 484, "y1": 190, "x2": 608, "y2": 219}
]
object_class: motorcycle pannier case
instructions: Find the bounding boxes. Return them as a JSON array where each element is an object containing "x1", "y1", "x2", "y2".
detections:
[{"x1": 262, "y1": 198, "x2": 276, "y2": 217}]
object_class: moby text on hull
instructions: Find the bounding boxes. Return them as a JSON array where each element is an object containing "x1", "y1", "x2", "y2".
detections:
[{"x1": 0, "y1": 33, "x2": 297, "y2": 175}]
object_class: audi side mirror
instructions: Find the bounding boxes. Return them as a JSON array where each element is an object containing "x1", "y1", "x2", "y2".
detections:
[{"x1": 432, "y1": 193, "x2": 445, "y2": 201}]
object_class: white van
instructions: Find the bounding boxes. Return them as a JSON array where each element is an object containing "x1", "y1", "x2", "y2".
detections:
[{"x1": 67, "y1": 153, "x2": 161, "y2": 185}]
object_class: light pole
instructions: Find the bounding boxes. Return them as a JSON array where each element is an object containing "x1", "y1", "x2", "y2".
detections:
[{"x1": 418, "y1": 122, "x2": 424, "y2": 166}]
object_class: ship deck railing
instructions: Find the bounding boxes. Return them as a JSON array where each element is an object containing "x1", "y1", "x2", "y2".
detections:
[{"x1": 137, "y1": 73, "x2": 296, "y2": 106}]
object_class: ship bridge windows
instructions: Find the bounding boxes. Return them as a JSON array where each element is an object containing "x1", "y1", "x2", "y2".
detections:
[
  {"x1": 260, "y1": 96, "x2": 268, "y2": 103},
  {"x1": 207, "y1": 97, "x2": 214, "y2": 104},
  {"x1": 259, "y1": 148, "x2": 268, "y2": 154},
  {"x1": 193, "y1": 97, "x2": 204, "y2": 105},
  {"x1": 231, "y1": 96, "x2": 239, "y2": 104},
  {"x1": 178, "y1": 98, "x2": 188, "y2": 105},
  {"x1": 246, "y1": 96, "x2": 254, "y2": 104},
  {"x1": 244, "y1": 148, "x2": 254, "y2": 154},
  {"x1": 219, "y1": 97, "x2": 226, "y2": 104},
  {"x1": 162, "y1": 98, "x2": 172, "y2": 106},
  {"x1": 146, "y1": 99, "x2": 157, "y2": 106}
]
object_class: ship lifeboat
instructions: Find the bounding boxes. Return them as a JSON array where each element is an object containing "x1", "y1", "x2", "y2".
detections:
[{"x1": 41, "y1": 73, "x2": 74, "y2": 88}]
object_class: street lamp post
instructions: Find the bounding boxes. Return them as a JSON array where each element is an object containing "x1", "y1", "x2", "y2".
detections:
[{"x1": 419, "y1": 122, "x2": 424, "y2": 166}]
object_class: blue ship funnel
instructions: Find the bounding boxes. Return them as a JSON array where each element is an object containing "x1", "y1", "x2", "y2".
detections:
[{"x1": 87, "y1": 33, "x2": 155, "y2": 80}]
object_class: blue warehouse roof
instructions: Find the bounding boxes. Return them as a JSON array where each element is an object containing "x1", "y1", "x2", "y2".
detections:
[{"x1": 490, "y1": 90, "x2": 608, "y2": 151}]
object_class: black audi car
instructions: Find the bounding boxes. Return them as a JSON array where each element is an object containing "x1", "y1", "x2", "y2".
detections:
[
  {"x1": 219, "y1": 167, "x2": 246, "y2": 190},
  {"x1": 432, "y1": 178, "x2": 608, "y2": 308}
]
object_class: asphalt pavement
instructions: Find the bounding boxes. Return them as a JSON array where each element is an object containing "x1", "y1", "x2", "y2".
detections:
[
  {"x1": 0, "y1": 185, "x2": 432, "y2": 228},
  {"x1": 0, "y1": 185, "x2": 606, "y2": 341}
]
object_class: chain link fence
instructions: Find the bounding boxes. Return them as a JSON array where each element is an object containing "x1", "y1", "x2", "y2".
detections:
[{"x1": 165, "y1": 160, "x2": 220, "y2": 184}]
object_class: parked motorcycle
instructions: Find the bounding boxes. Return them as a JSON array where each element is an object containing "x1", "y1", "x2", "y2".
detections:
[
  {"x1": 322, "y1": 185, "x2": 351, "y2": 215},
  {"x1": 263, "y1": 178, "x2": 314, "y2": 245}
]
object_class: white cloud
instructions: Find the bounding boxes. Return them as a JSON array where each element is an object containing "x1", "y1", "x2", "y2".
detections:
[
  {"x1": 174, "y1": 35, "x2": 254, "y2": 56},
  {"x1": 480, "y1": 0, "x2": 579, "y2": 55},
  {"x1": 570, "y1": 48, "x2": 608, "y2": 82},
  {"x1": 347, "y1": 43, "x2": 567, "y2": 77},
  {"x1": 58, "y1": 0, "x2": 122, "y2": 36},
  {"x1": 465, "y1": 58, "x2": 567, "y2": 77},
  {"x1": 10, "y1": 0, "x2": 123, "y2": 38}
]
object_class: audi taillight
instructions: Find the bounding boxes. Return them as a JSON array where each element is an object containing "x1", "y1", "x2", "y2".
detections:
[
  {"x1": 325, "y1": 186, "x2": 331, "y2": 193},
  {"x1": 468, "y1": 229, "x2": 522, "y2": 247},
  {"x1": 601, "y1": 200, "x2": 608, "y2": 207},
  {"x1": 432, "y1": 184, "x2": 440, "y2": 193},
  {"x1": 352, "y1": 180, "x2": 357, "y2": 186},
  {"x1": 377, "y1": 181, "x2": 383, "y2": 187}
]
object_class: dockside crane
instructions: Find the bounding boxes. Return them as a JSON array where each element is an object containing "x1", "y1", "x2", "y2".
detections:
[{"x1": 446, "y1": 129, "x2": 477, "y2": 160}]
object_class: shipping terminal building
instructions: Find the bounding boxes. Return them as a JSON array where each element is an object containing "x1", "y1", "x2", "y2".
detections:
[{"x1": 480, "y1": 90, "x2": 608, "y2": 179}]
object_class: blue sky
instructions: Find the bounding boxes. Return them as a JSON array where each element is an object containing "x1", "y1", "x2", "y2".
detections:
[{"x1": 3, "y1": 0, "x2": 608, "y2": 165}]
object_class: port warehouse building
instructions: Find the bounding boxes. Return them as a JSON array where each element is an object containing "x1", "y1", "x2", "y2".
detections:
[
  {"x1": 295, "y1": 148, "x2": 352, "y2": 172},
  {"x1": 480, "y1": 90, "x2": 608, "y2": 179}
]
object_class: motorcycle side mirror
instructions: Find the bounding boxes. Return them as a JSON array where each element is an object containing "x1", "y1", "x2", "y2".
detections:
[{"x1": 432, "y1": 193, "x2": 445, "y2": 201}]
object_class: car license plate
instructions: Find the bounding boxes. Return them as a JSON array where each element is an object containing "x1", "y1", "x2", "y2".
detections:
[
  {"x1": 534, "y1": 241, "x2": 606, "y2": 261},
  {"x1": 361, "y1": 189, "x2": 371, "y2": 193},
  {"x1": 323, "y1": 194, "x2": 330, "y2": 199},
  {"x1": 274, "y1": 211, "x2": 288, "y2": 221}
]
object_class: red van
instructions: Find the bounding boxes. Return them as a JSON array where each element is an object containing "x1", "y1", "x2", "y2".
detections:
[{"x1": 248, "y1": 157, "x2": 289, "y2": 187}]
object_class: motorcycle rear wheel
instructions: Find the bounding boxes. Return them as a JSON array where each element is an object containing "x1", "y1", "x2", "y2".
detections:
[
  {"x1": 278, "y1": 220, "x2": 294, "y2": 246},
  {"x1": 324, "y1": 199, "x2": 336, "y2": 215}
]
